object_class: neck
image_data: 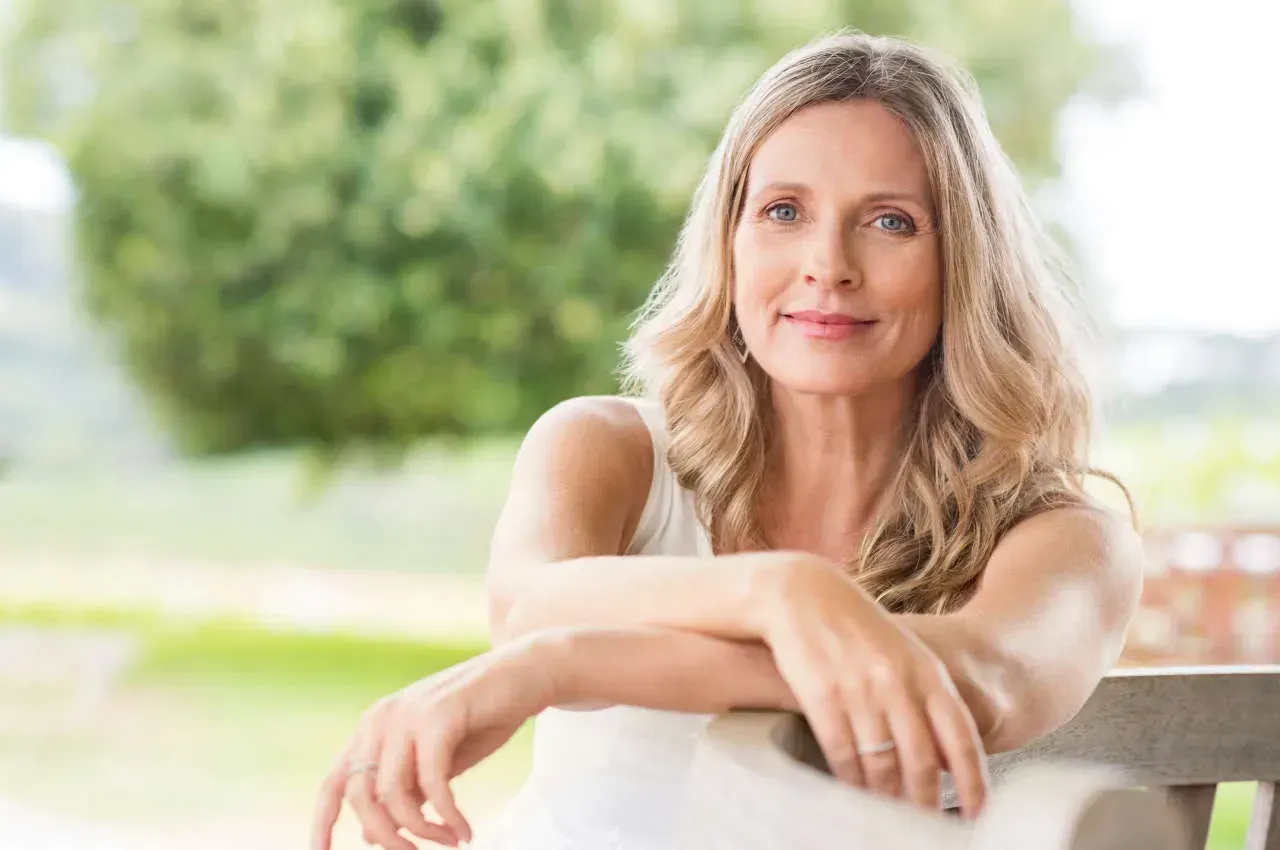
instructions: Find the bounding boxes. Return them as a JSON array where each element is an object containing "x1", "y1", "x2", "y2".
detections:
[{"x1": 760, "y1": 377, "x2": 917, "y2": 554}]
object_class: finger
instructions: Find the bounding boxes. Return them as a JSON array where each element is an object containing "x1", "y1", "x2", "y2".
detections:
[
  {"x1": 884, "y1": 693, "x2": 943, "y2": 810},
  {"x1": 849, "y1": 702, "x2": 900, "y2": 799},
  {"x1": 416, "y1": 734, "x2": 474, "y2": 846},
  {"x1": 342, "y1": 701, "x2": 419, "y2": 850},
  {"x1": 801, "y1": 688, "x2": 864, "y2": 788},
  {"x1": 310, "y1": 747, "x2": 352, "y2": 850},
  {"x1": 927, "y1": 691, "x2": 990, "y2": 819},
  {"x1": 347, "y1": 768, "x2": 419, "y2": 850},
  {"x1": 377, "y1": 729, "x2": 460, "y2": 847}
]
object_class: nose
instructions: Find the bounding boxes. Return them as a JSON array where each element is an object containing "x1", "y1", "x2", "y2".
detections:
[{"x1": 802, "y1": 221, "x2": 858, "y2": 289}]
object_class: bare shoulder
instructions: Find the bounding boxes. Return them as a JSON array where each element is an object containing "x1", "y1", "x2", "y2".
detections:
[
  {"x1": 501, "y1": 395, "x2": 656, "y2": 550},
  {"x1": 987, "y1": 505, "x2": 1145, "y2": 612},
  {"x1": 1001, "y1": 504, "x2": 1144, "y2": 566},
  {"x1": 516, "y1": 395, "x2": 654, "y2": 483}
]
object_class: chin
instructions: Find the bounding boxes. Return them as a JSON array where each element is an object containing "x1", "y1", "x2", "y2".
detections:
[{"x1": 764, "y1": 363, "x2": 883, "y2": 397}]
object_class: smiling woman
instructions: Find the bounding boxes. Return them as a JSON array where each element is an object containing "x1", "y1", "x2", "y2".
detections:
[
  {"x1": 733, "y1": 101, "x2": 942, "y2": 394},
  {"x1": 312, "y1": 30, "x2": 1144, "y2": 850}
]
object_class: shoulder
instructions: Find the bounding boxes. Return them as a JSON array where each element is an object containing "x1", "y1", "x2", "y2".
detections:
[
  {"x1": 991, "y1": 505, "x2": 1145, "y2": 613},
  {"x1": 521, "y1": 395, "x2": 654, "y2": 467},
  {"x1": 1002, "y1": 504, "x2": 1142, "y2": 562},
  {"x1": 512, "y1": 395, "x2": 656, "y2": 507},
  {"x1": 488, "y1": 396, "x2": 661, "y2": 570}
]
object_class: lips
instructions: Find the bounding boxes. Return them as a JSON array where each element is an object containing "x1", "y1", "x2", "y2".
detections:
[
  {"x1": 781, "y1": 310, "x2": 877, "y2": 340},
  {"x1": 782, "y1": 310, "x2": 874, "y2": 324}
]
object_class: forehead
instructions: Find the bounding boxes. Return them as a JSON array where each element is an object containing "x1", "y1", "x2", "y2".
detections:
[{"x1": 745, "y1": 99, "x2": 932, "y2": 200}]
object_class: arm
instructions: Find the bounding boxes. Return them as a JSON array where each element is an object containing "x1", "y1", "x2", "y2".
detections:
[
  {"x1": 533, "y1": 626, "x2": 800, "y2": 714},
  {"x1": 913, "y1": 506, "x2": 1145, "y2": 753},
  {"x1": 486, "y1": 397, "x2": 783, "y2": 644},
  {"x1": 487, "y1": 398, "x2": 1001, "y2": 743},
  {"x1": 485, "y1": 396, "x2": 800, "y2": 713},
  {"x1": 488, "y1": 398, "x2": 1142, "y2": 752}
]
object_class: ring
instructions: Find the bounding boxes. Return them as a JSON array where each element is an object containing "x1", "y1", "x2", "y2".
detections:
[
  {"x1": 346, "y1": 758, "x2": 379, "y2": 777},
  {"x1": 856, "y1": 739, "x2": 896, "y2": 756}
]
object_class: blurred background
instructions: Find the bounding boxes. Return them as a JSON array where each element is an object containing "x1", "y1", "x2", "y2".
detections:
[{"x1": 0, "y1": 0, "x2": 1276, "y2": 848}]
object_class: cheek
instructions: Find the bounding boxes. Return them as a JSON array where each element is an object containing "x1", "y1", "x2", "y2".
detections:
[
  {"x1": 732, "y1": 229, "x2": 793, "y2": 312},
  {"x1": 875, "y1": 243, "x2": 942, "y2": 331}
]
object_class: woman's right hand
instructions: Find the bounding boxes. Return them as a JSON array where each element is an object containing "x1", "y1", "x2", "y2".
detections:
[
  {"x1": 753, "y1": 554, "x2": 991, "y2": 818},
  {"x1": 311, "y1": 637, "x2": 557, "y2": 850}
]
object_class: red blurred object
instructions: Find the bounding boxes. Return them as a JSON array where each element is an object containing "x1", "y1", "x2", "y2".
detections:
[{"x1": 1119, "y1": 526, "x2": 1280, "y2": 667}]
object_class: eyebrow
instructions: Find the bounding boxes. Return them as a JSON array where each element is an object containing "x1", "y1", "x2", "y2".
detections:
[{"x1": 746, "y1": 181, "x2": 931, "y2": 208}]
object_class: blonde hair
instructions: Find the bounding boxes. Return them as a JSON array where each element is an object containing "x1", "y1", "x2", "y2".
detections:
[{"x1": 622, "y1": 31, "x2": 1132, "y2": 614}]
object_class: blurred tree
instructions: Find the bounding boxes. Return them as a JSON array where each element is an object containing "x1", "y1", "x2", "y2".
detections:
[{"x1": 2, "y1": 0, "x2": 1131, "y2": 455}]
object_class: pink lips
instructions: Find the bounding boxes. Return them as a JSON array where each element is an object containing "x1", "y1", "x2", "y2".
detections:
[{"x1": 782, "y1": 310, "x2": 876, "y2": 340}]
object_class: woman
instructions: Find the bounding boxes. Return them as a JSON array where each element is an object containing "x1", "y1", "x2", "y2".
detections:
[{"x1": 312, "y1": 30, "x2": 1143, "y2": 850}]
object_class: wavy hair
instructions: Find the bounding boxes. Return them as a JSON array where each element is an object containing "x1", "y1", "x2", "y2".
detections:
[{"x1": 621, "y1": 31, "x2": 1130, "y2": 614}]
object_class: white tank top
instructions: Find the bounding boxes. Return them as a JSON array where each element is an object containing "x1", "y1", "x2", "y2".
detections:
[
  {"x1": 624, "y1": 397, "x2": 714, "y2": 559},
  {"x1": 472, "y1": 397, "x2": 716, "y2": 850}
]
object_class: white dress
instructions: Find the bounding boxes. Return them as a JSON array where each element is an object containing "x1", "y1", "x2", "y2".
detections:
[{"x1": 471, "y1": 397, "x2": 715, "y2": 850}]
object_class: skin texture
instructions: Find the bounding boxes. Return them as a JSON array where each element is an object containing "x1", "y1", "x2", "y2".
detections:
[{"x1": 311, "y1": 101, "x2": 1145, "y2": 850}]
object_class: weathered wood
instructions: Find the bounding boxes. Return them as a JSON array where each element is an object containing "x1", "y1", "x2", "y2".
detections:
[
  {"x1": 979, "y1": 667, "x2": 1280, "y2": 789},
  {"x1": 682, "y1": 668, "x2": 1280, "y2": 847},
  {"x1": 1166, "y1": 784, "x2": 1217, "y2": 850},
  {"x1": 970, "y1": 767, "x2": 1185, "y2": 850},
  {"x1": 1066, "y1": 787, "x2": 1189, "y2": 850},
  {"x1": 679, "y1": 711, "x2": 1183, "y2": 850},
  {"x1": 1247, "y1": 781, "x2": 1280, "y2": 850}
]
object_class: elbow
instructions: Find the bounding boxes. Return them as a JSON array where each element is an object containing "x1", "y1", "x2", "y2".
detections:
[
  {"x1": 946, "y1": 651, "x2": 1061, "y2": 754},
  {"x1": 926, "y1": 624, "x2": 1042, "y2": 754},
  {"x1": 485, "y1": 573, "x2": 523, "y2": 645},
  {"x1": 488, "y1": 601, "x2": 529, "y2": 646},
  {"x1": 912, "y1": 617, "x2": 1021, "y2": 752},
  {"x1": 972, "y1": 653, "x2": 1102, "y2": 755},
  {"x1": 970, "y1": 662, "x2": 1037, "y2": 755},
  {"x1": 487, "y1": 581, "x2": 550, "y2": 646},
  {"x1": 488, "y1": 608, "x2": 516, "y2": 645},
  {"x1": 947, "y1": 648, "x2": 1022, "y2": 754},
  {"x1": 981, "y1": 624, "x2": 1131, "y2": 754}
]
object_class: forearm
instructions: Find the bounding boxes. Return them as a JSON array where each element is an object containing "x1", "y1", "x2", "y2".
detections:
[
  {"x1": 490, "y1": 552, "x2": 786, "y2": 645},
  {"x1": 519, "y1": 607, "x2": 1016, "y2": 754},
  {"x1": 497, "y1": 555, "x2": 1022, "y2": 750},
  {"x1": 532, "y1": 625, "x2": 800, "y2": 715},
  {"x1": 529, "y1": 618, "x2": 1008, "y2": 748}
]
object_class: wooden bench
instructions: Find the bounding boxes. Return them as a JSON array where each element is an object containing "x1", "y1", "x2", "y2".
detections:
[{"x1": 677, "y1": 666, "x2": 1280, "y2": 849}]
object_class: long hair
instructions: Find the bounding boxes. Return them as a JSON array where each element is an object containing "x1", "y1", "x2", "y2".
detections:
[{"x1": 621, "y1": 31, "x2": 1130, "y2": 614}]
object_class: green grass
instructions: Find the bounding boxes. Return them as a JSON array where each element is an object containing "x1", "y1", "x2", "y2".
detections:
[
  {"x1": 0, "y1": 605, "x2": 535, "y2": 843},
  {"x1": 1208, "y1": 783, "x2": 1256, "y2": 849},
  {"x1": 6, "y1": 602, "x2": 489, "y2": 695}
]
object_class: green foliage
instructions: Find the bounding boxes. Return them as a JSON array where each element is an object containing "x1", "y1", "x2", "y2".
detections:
[
  {"x1": 1096, "y1": 417, "x2": 1280, "y2": 526},
  {"x1": 3, "y1": 0, "x2": 1124, "y2": 454}
]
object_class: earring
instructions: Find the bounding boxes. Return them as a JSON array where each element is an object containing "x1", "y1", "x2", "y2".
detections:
[{"x1": 731, "y1": 325, "x2": 750, "y2": 364}]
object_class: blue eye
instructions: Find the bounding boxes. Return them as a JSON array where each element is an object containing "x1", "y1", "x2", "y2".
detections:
[
  {"x1": 875, "y1": 213, "x2": 914, "y2": 233},
  {"x1": 766, "y1": 203, "x2": 799, "y2": 223}
]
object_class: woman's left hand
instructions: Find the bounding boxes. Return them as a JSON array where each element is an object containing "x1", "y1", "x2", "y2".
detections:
[
  {"x1": 310, "y1": 637, "x2": 556, "y2": 850},
  {"x1": 753, "y1": 554, "x2": 990, "y2": 818}
]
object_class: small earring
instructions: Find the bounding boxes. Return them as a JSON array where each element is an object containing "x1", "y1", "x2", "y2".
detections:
[{"x1": 732, "y1": 326, "x2": 750, "y2": 364}]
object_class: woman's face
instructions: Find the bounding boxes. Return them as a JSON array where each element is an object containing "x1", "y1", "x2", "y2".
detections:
[{"x1": 731, "y1": 99, "x2": 942, "y2": 397}]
